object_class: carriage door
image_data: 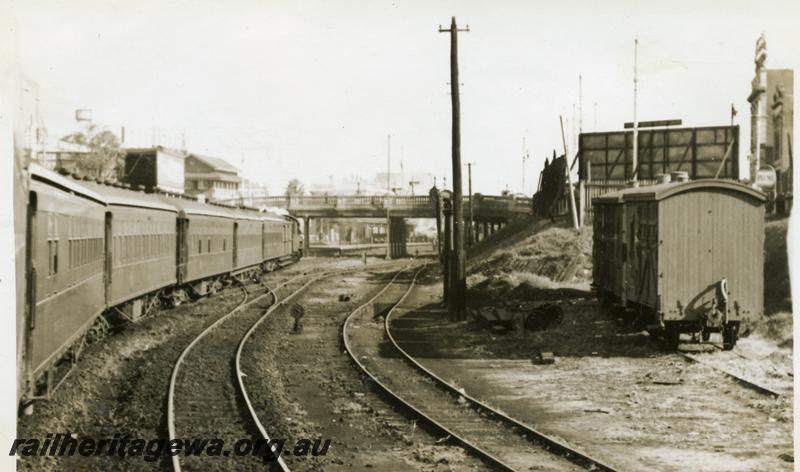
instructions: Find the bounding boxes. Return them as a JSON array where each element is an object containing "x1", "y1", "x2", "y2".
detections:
[
  {"x1": 176, "y1": 216, "x2": 188, "y2": 283},
  {"x1": 261, "y1": 221, "x2": 267, "y2": 261},
  {"x1": 104, "y1": 212, "x2": 113, "y2": 303},
  {"x1": 23, "y1": 192, "x2": 38, "y2": 389},
  {"x1": 232, "y1": 222, "x2": 239, "y2": 268}
]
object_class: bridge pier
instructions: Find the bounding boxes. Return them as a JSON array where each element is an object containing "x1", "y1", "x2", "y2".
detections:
[
  {"x1": 388, "y1": 216, "x2": 407, "y2": 259},
  {"x1": 303, "y1": 217, "x2": 310, "y2": 254}
]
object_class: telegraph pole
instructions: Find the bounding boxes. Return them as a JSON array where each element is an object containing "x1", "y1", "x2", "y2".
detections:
[
  {"x1": 387, "y1": 134, "x2": 391, "y2": 193},
  {"x1": 632, "y1": 37, "x2": 639, "y2": 184},
  {"x1": 467, "y1": 162, "x2": 474, "y2": 246},
  {"x1": 560, "y1": 115, "x2": 580, "y2": 230},
  {"x1": 521, "y1": 137, "x2": 527, "y2": 193},
  {"x1": 578, "y1": 74, "x2": 583, "y2": 135},
  {"x1": 439, "y1": 17, "x2": 469, "y2": 320}
]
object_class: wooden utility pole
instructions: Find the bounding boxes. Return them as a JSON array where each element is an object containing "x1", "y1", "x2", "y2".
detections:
[
  {"x1": 560, "y1": 115, "x2": 580, "y2": 230},
  {"x1": 632, "y1": 37, "x2": 639, "y2": 183},
  {"x1": 386, "y1": 134, "x2": 391, "y2": 193},
  {"x1": 467, "y1": 162, "x2": 474, "y2": 246},
  {"x1": 439, "y1": 17, "x2": 469, "y2": 320},
  {"x1": 521, "y1": 137, "x2": 528, "y2": 193}
]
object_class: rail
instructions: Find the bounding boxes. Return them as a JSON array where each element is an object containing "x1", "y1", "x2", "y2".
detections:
[{"x1": 383, "y1": 266, "x2": 620, "y2": 472}]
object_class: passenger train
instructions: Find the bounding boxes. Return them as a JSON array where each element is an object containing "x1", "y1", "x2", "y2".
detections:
[{"x1": 17, "y1": 163, "x2": 301, "y2": 409}]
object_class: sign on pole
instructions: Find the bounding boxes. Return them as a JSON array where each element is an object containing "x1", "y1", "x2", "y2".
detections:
[{"x1": 754, "y1": 165, "x2": 776, "y2": 191}]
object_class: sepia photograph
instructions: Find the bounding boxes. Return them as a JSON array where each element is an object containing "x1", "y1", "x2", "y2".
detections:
[{"x1": 1, "y1": 0, "x2": 796, "y2": 470}]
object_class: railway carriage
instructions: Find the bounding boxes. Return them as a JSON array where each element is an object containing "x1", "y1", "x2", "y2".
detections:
[
  {"x1": 592, "y1": 177, "x2": 765, "y2": 350},
  {"x1": 286, "y1": 215, "x2": 302, "y2": 257},
  {"x1": 170, "y1": 199, "x2": 238, "y2": 291},
  {"x1": 24, "y1": 165, "x2": 108, "y2": 399},
  {"x1": 17, "y1": 165, "x2": 302, "y2": 409},
  {"x1": 231, "y1": 207, "x2": 265, "y2": 272},
  {"x1": 262, "y1": 216, "x2": 288, "y2": 268},
  {"x1": 80, "y1": 180, "x2": 179, "y2": 316}
]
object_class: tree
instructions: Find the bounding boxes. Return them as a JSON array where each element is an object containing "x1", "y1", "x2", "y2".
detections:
[
  {"x1": 62, "y1": 124, "x2": 125, "y2": 180},
  {"x1": 285, "y1": 178, "x2": 304, "y2": 197}
]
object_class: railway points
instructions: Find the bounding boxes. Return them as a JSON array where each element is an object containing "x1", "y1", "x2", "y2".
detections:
[{"x1": 345, "y1": 265, "x2": 609, "y2": 471}]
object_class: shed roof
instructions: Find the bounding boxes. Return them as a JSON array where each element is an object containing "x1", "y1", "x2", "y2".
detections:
[
  {"x1": 187, "y1": 153, "x2": 239, "y2": 173},
  {"x1": 124, "y1": 146, "x2": 186, "y2": 158},
  {"x1": 620, "y1": 180, "x2": 765, "y2": 202}
]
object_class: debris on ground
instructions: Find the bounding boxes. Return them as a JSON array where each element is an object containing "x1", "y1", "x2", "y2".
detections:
[{"x1": 533, "y1": 352, "x2": 555, "y2": 365}]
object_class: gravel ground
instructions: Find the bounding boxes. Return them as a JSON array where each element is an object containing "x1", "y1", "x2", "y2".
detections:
[
  {"x1": 240, "y1": 261, "x2": 485, "y2": 471},
  {"x1": 16, "y1": 258, "x2": 354, "y2": 471},
  {"x1": 349, "y1": 268, "x2": 585, "y2": 471},
  {"x1": 390, "y1": 266, "x2": 794, "y2": 472}
]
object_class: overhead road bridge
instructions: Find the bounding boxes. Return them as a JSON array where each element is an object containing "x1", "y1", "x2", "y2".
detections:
[{"x1": 215, "y1": 194, "x2": 533, "y2": 258}]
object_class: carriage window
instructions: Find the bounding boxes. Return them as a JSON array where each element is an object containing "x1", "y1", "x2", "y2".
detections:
[
  {"x1": 223, "y1": 239, "x2": 226, "y2": 251},
  {"x1": 48, "y1": 240, "x2": 58, "y2": 275},
  {"x1": 208, "y1": 238, "x2": 212, "y2": 253},
  {"x1": 198, "y1": 239, "x2": 202, "y2": 254}
]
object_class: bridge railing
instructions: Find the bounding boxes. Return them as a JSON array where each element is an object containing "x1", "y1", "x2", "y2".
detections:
[
  {"x1": 223, "y1": 194, "x2": 533, "y2": 218},
  {"x1": 385, "y1": 195, "x2": 433, "y2": 209}
]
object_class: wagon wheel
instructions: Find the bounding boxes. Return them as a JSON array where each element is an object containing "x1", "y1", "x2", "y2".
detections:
[{"x1": 86, "y1": 316, "x2": 109, "y2": 344}]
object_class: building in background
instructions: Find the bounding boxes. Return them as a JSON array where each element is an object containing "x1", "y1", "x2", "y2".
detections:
[
  {"x1": 123, "y1": 146, "x2": 186, "y2": 193},
  {"x1": 20, "y1": 78, "x2": 47, "y2": 167},
  {"x1": 238, "y1": 177, "x2": 269, "y2": 205},
  {"x1": 748, "y1": 33, "x2": 794, "y2": 207},
  {"x1": 184, "y1": 153, "x2": 241, "y2": 201},
  {"x1": 37, "y1": 136, "x2": 90, "y2": 171}
]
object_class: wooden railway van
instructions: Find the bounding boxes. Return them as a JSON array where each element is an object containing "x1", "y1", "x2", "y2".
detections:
[
  {"x1": 621, "y1": 180, "x2": 765, "y2": 349},
  {"x1": 592, "y1": 192, "x2": 626, "y2": 300},
  {"x1": 25, "y1": 166, "x2": 107, "y2": 399}
]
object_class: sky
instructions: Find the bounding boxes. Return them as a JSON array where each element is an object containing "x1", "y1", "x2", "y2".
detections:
[{"x1": 7, "y1": 0, "x2": 800, "y2": 195}]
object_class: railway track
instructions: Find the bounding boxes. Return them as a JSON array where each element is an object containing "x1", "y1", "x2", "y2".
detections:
[
  {"x1": 167, "y1": 260, "x2": 408, "y2": 471},
  {"x1": 344, "y1": 265, "x2": 618, "y2": 472},
  {"x1": 678, "y1": 351, "x2": 783, "y2": 398},
  {"x1": 234, "y1": 269, "x2": 338, "y2": 472},
  {"x1": 167, "y1": 271, "x2": 316, "y2": 471}
]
